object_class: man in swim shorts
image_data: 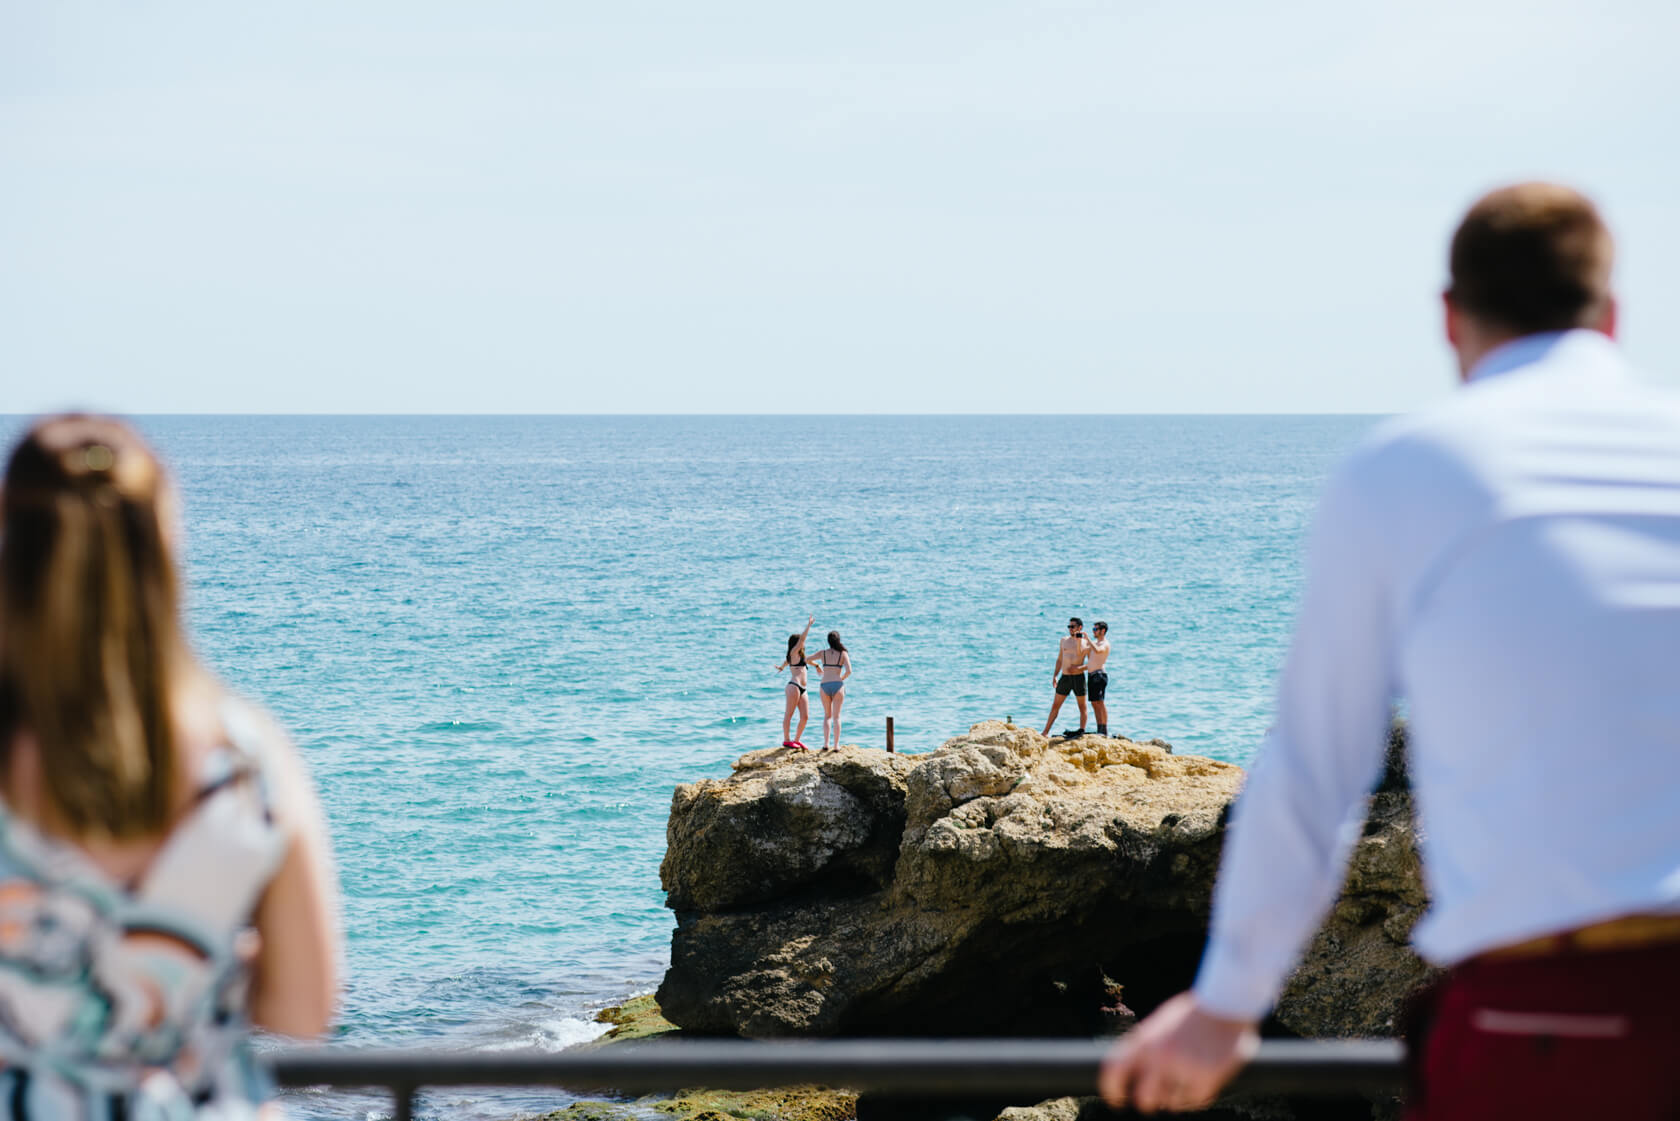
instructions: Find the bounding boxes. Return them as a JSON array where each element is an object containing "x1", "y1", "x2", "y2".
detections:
[
  {"x1": 1086, "y1": 621, "x2": 1112, "y2": 737},
  {"x1": 1040, "y1": 616, "x2": 1089, "y2": 738}
]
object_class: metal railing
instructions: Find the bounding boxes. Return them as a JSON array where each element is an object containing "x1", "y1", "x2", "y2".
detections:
[{"x1": 270, "y1": 1038, "x2": 1406, "y2": 1121}]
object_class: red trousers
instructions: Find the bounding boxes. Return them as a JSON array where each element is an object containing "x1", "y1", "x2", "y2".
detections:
[{"x1": 1407, "y1": 942, "x2": 1680, "y2": 1120}]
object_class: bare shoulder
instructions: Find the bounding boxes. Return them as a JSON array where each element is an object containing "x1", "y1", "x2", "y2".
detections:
[{"x1": 202, "y1": 678, "x2": 322, "y2": 834}]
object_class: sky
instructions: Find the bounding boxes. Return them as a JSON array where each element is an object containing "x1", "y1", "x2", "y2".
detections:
[{"x1": 3, "y1": 1, "x2": 1679, "y2": 414}]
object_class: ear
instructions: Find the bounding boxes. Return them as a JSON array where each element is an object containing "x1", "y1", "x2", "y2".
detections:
[
  {"x1": 1597, "y1": 296, "x2": 1618, "y2": 340},
  {"x1": 1442, "y1": 290, "x2": 1460, "y2": 348}
]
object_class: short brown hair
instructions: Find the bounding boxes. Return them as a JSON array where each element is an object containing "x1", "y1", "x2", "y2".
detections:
[{"x1": 1447, "y1": 183, "x2": 1613, "y2": 335}]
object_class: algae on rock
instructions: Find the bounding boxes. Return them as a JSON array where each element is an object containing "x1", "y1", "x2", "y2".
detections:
[
  {"x1": 541, "y1": 1087, "x2": 857, "y2": 1121},
  {"x1": 554, "y1": 995, "x2": 857, "y2": 1121},
  {"x1": 593, "y1": 994, "x2": 680, "y2": 1044}
]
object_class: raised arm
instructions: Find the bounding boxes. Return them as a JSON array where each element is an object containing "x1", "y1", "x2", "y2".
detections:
[{"x1": 778, "y1": 616, "x2": 815, "y2": 671}]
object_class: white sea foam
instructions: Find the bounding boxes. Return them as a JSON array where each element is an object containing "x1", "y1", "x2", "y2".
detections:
[{"x1": 477, "y1": 1015, "x2": 609, "y2": 1053}]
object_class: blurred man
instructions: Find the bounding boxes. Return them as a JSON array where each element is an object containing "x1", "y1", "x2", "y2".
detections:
[{"x1": 1100, "y1": 183, "x2": 1680, "y2": 1118}]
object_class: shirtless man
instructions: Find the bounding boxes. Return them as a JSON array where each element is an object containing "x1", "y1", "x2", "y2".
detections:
[
  {"x1": 1041, "y1": 617, "x2": 1090, "y2": 738},
  {"x1": 1086, "y1": 621, "x2": 1112, "y2": 737}
]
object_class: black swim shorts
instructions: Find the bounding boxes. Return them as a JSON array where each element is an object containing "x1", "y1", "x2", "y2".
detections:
[
  {"x1": 1087, "y1": 670, "x2": 1108, "y2": 702},
  {"x1": 1055, "y1": 673, "x2": 1086, "y2": 697}
]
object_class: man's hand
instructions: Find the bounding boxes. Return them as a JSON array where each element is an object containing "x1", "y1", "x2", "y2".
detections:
[{"x1": 1098, "y1": 992, "x2": 1259, "y2": 1114}]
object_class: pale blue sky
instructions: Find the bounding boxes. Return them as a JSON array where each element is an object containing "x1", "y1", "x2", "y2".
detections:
[{"x1": 4, "y1": 1, "x2": 1678, "y2": 414}]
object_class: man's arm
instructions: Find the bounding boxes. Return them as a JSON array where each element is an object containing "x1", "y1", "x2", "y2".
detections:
[{"x1": 1101, "y1": 458, "x2": 1398, "y2": 1113}]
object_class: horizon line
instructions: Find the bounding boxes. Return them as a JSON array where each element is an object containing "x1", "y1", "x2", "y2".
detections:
[{"x1": 0, "y1": 410, "x2": 1395, "y2": 419}]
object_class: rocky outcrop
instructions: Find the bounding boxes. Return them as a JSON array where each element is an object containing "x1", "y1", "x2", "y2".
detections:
[
  {"x1": 663, "y1": 724, "x2": 1237, "y2": 1037},
  {"x1": 661, "y1": 751, "x2": 919, "y2": 914},
  {"x1": 1273, "y1": 728, "x2": 1435, "y2": 1038},
  {"x1": 657, "y1": 721, "x2": 1431, "y2": 1044}
]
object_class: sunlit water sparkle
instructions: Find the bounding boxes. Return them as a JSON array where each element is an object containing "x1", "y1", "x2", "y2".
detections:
[{"x1": 0, "y1": 414, "x2": 1378, "y2": 1120}]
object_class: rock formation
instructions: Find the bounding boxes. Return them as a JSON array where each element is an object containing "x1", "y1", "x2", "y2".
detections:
[
  {"x1": 657, "y1": 721, "x2": 1431, "y2": 1044},
  {"x1": 1273, "y1": 726, "x2": 1434, "y2": 1039}
]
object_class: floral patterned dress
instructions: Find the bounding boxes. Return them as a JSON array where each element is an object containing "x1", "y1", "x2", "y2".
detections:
[{"x1": 0, "y1": 699, "x2": 288, "y2": 1121}]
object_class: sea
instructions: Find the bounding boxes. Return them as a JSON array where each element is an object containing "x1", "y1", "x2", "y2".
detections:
[{"x1": 0, "y1": 414, "x2": 1382, "y2": 1120}]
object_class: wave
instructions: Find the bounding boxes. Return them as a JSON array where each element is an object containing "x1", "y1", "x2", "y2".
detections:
[{"x1": 475, "y1": 1014, "x2": 609, "y2": 1053}]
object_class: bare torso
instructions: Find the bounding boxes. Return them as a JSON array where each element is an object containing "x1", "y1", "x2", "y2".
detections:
[
  {"x1": 1086, "y1": 638, "x2": 1111, "y2": 672},
  {"x1": 818, "y1": 648, "x2": 848, "y2": 682},
  {"x1": 1057, "y1": 635, "x2": 1088, "y2": 675}
]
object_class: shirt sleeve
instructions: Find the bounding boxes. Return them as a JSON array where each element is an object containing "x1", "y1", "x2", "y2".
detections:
[{"x1": 1191, "y1": 456, "x2": 1398, "y2": 1021}]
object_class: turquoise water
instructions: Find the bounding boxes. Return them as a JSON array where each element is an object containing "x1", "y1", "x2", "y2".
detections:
[{"x1": 0, "y1": 414, "x2": 1377, "y2": 1119}]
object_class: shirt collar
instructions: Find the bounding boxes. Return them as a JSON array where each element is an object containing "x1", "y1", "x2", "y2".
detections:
[{"x1": 1467, "y1": 328, "x2": 1620, "y2": 384}]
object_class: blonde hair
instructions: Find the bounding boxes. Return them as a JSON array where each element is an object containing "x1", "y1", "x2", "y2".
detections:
[{"x1": 0, "y1": 415, "x2": 184, "y2": 838}]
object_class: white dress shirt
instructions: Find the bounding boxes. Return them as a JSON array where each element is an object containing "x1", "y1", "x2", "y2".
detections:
[{"x1": 1193, "y1": 329, "x2": 1680, "y2": 1022}]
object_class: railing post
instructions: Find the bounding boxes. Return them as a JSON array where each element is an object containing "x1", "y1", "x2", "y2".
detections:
[
  {"x1": 393, "y1": 1084, "x2": 415, "y2": 1121},
  {"x1": 886, "y1": 717, "x2": 894, "y2": 753}
]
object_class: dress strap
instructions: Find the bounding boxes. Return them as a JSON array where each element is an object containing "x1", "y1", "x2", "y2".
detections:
[{"x1": 134, "y1": 696, "x2": 287, "y2": 932}]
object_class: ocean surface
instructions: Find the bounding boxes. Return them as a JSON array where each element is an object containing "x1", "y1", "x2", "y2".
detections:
[{"x1": 0, "y1": 414, "x2": 1381, "y2": 1120}]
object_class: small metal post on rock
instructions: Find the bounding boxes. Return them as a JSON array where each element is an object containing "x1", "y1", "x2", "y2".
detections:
[{"x1": 886, "y1": 717, "x2": 895, "y2": 753}]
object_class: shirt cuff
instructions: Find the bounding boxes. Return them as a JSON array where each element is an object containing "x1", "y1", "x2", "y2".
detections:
[{"x1": 1191, "y1": 941, "x2": 1281, "y2": 1023}]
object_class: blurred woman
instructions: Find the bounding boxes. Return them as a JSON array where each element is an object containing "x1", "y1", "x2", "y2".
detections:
[
  {"x1": 816, "y1": 631, "x2": 852, "y2": 750},
  {"x1": 774, "y1": 615, "x2": 814, "y2": 749},
  {"x1": 0, "y1": 415, "x2": 341, "y2": 1118}
]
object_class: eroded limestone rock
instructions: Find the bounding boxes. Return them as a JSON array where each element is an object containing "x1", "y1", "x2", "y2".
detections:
[
  {"x1": 660, "y1": 748, "x2": 918, "y2": 912},
  {"x1": 658, "y1": 720, "x2": 1430, "y2": 1047},
  {"x1": 658, "y1": 724, "x2": 1245, "y2": 1036}
]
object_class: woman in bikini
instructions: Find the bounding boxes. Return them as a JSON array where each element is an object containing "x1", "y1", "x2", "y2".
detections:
[
  {"x1": 816, "y1": 631, "x2": 853, "y2": 750},
  {"x1": 0, "y1": 415, "x2": 341, "y2": 1118},
  {"x1": 775, "y1": 615, "x2": 815, "y2": 749}
]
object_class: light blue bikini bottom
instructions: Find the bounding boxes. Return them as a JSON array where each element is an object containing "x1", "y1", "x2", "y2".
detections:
[{"x1": 821, "y1": 681, "x2": 844, "y2": 697}]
